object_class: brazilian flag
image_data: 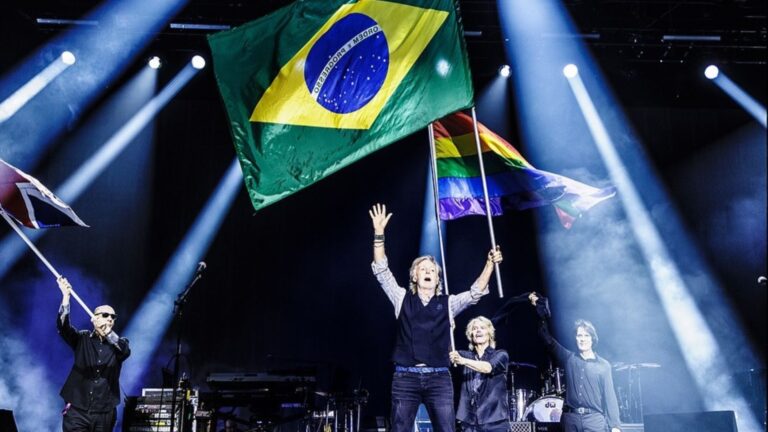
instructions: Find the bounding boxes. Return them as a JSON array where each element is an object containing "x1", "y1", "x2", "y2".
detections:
[{"x1": 209, "y1": 0, "x2": 474, "y2": 212}]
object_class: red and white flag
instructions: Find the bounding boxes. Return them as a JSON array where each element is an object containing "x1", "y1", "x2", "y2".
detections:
[{"x1": 0, "y1": 159, "x2": 87, "y2": 228}]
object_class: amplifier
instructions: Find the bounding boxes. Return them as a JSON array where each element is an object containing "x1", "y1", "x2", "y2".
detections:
[
  {"x1": 619, "y1": 423, "x2": 644, "y2": 432},
  {"x1": 509, "y1": 422, "x2": 532, "y2": 432},
  {"x1": 123, "y1": 389, "x2": 198, "y2": 432}
]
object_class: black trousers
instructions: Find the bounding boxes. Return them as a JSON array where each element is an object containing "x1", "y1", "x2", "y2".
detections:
[
  {"x1": 62, "y1": 405, "x2": 116, "y2": 432},
  {"x1": 561, "y1": 412, "x2": 609, "y2": 432}
]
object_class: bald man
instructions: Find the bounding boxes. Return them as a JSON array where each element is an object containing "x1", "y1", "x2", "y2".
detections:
[{"x1": 57, "y1": 277, "x2": 130, "y2": 432}]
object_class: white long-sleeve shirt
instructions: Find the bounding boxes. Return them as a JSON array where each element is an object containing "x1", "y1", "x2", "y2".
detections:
[{"x1": 371, "y1": 257, "x2": 487, "y2": 319}]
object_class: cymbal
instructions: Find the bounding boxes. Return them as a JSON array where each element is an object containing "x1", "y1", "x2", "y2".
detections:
[
  {"x1": 509, "y1": 362, "x2": 538, "y2": 369},
  {"x1": 614, "y1": 362, "x2": 661, "y2": 371}
]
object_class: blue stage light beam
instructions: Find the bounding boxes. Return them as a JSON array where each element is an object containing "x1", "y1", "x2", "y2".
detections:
[
  {"x1": 0, "y1": 63, "x2": 199, "y2": 281},
  {"x1": 0, "y1": 0, "x2": 188, "y2": 169},
  {"x1": 420, "y1": 161, "x2": 443, "y2": 259},
  {"x1": 565, "y1": 71, "x2": 762, "y2": 432},
  {"x1": 476, "y1": 74, "x2": 511, "y2": 139},
  {"x1": 121, "y1": 158, "x2": 243, "y2": 394},
  {"x1": 706, "y1": 67, "x2": 767, "y2": 128},
  {"x1": 0, "y1": 52, "x2": 75, "y2": 124}
]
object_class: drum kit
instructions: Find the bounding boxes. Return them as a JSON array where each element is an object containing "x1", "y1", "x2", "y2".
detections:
[{"x1": 507, "y1": 362, "x2": 564, "y2": 423}]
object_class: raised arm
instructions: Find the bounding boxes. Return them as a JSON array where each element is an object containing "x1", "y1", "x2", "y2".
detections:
[
  {"x1": 472, "y1": 246, "x2": 502, "y2": 293},
  {"x1": 529, "y1": 292, "x2": 570, "y2": 364},
  {"x1": 369, "y1": 203, "x2": 392, "y2": 264},
  {"x1": 450, "y1": 247, "x2": 503, "y2": 317},
  {"x1": 56, "y1": 277, "x2": 79, "y2": 348},
  {"x1": 369, "y1": 204, "x2": 406, "y2": 316}
]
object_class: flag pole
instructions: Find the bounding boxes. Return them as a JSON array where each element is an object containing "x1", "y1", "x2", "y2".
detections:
[
  {"x1": 0, "y1": 209, "x2": 94, "y2": 318},
  {"x1": 469, "y1": 107, "x2": 504, "y2": 298},
  {"x1": 427, "y1": 123, "x2": 455, "y2": 351}
]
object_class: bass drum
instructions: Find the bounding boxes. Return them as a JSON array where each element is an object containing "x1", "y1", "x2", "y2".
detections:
[{"x1": 523, "y1": 396, "x2": 564, "y2": 423}]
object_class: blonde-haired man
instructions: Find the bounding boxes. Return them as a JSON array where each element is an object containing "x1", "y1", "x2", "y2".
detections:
[
  {"x1": 449, "y1": 317, "x2": 510, "y2": 432},
  {"x1": 369, "y1": 204, "x2": 502, "y2": 432}
]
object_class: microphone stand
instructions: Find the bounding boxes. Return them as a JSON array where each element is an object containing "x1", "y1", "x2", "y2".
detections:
[{"x1": 169, "y1": 269, "x2": 204, "y2": 432}]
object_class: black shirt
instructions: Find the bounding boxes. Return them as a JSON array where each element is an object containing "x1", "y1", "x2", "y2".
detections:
[
  {"x1": 456, "y1": 348, "x2": 510, "y2": 425},
  {"x1": 539, "y1": 322, "x2": 621, "y2": 428},
  {"x1": 57, "y1": 305, "x2": 130, "y2": 411}
]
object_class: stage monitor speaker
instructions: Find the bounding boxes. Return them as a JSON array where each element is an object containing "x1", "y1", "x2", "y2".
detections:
[
  {"x1": 533, "y1": 422, "x2": 562, "y2": 432},
  {"x1": 643, "y1": 411, "x2": 737, "y2": 432},
  {"x1": 0, "y1": 410, "x2": 19, "y2": 432},
  {"x1": 509, "y1": 421, "x2": 532, "y2": 432}
]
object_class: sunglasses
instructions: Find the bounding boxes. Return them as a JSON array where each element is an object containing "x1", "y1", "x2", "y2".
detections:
[{"x1": 97, "y1": 312, "x2": 117, "y2": 319}]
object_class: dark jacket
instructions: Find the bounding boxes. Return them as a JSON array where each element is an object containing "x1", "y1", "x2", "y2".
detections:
[
  {"x1": 57, "y1": 306, "x2": 130, "y2": 411},
  {"x1": 456, "y1": 348, "x2": 510, "y2": 425}
]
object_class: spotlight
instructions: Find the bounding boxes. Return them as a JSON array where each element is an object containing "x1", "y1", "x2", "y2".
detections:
[
  {"x1": 148, "y1": 56, "x2": 161, "y2": 69},
  {"x1": 60, "y1": 51, "x2": 76, "y2": 65},
  {"x1": 191, "y1": 55, "x2": 206, "y2": 70},
  {"x1": 563, "y1": 64, "x2": 578, "y2": 78},
  {"x1": 498, "y1": 65, "x2": 511, "y2": 78},
  {"x1": 704, "y1": 65, "x2": 719, "y2": 80}
]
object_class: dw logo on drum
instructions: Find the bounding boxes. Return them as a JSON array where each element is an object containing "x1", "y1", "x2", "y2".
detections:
[{"x1": 545, "y1": 401, "x2": 557, "y2": 408}]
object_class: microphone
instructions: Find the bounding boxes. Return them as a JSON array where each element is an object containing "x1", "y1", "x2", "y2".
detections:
[
  {"x1": 174, "y1": 262, "x2": 207, "y2": 314},
  {"x1": 106, "y1": 331, "x2": 123, "y2": 352},
  {"x1": 195, "y1": 261, "x2": 207, "y2": 276},
  {"x1": 758, "y1": 276, "x2": 767, "y2": 286}
]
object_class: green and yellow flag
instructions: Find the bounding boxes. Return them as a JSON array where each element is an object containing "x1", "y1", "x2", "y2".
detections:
[{"x1": 208, "y1": 0, "x2": 473, "y2": 211}]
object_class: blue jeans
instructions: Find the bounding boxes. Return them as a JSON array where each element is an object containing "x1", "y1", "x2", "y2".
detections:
[
  {"x1": 561, "y1": 412, "x2": 609, "y2": 432},
  {"x1": 390, "y1": 371, "x2": 455, "y2": 432}
]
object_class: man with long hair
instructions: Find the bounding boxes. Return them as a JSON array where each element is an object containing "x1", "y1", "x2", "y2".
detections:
[
  {"x1": 450, "y1": 316, "x2": 510, "y2": 432},
  {"x1": 529, "y1": 293, "x2": 621, "y2": 432}
]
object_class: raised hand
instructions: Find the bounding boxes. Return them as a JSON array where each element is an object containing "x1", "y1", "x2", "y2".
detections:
[
  {"x1": 528, "y1": 292, "x2": 539, "y2": 306},
  {"x1": 487, "y1": 246, "x2": 503, "y2": 264},
  {"x1": 57, "y1": 277, "x2": 72, "y2": 305},
  {"x1": 369, "y1": 203, "x2": 392, "y2": 235}
]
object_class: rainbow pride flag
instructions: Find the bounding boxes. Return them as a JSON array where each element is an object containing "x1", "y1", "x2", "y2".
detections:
[{"x1": 433, "y1": 112, "x2": 616, "y2": 228}]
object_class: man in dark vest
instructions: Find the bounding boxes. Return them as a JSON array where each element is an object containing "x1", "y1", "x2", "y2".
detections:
[
  {"x1": 57, "y1": 277, "x2": 131, "y2": 432},
  {"x1": 369, "y1": 203, "x2": 503, "y2": 432}
]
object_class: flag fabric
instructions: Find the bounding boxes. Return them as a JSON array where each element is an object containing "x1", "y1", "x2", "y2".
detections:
[
  {"x1": 433, "y1": 112, "x2": 616, "y2": 229},
  {"x1": 208, "y1": 0, "x2": 474, "y2": 212},
  {"x1": 0, "y1": 159, "x2": 88, "y2": 228}
]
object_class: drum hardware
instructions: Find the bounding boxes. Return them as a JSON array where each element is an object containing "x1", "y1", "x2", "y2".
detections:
[
  {"x1": 612, "y1": 362, "x2": 660, "y2": 423},
  {"x1": 512, "y1": 389, "x2": 538, "y2": 422},
  {"x1": 540, "y1": 366, "x2": 565, "y2": 397},
  {"x1": 507, "y1": 362, "x2": 539, "y2": 422},
  {"x1": 309, "y1": 389, "x2": 368, "y2": 432},
  {"x1": 523, "y1": 396, "x2": 564, "y2": 423}
]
